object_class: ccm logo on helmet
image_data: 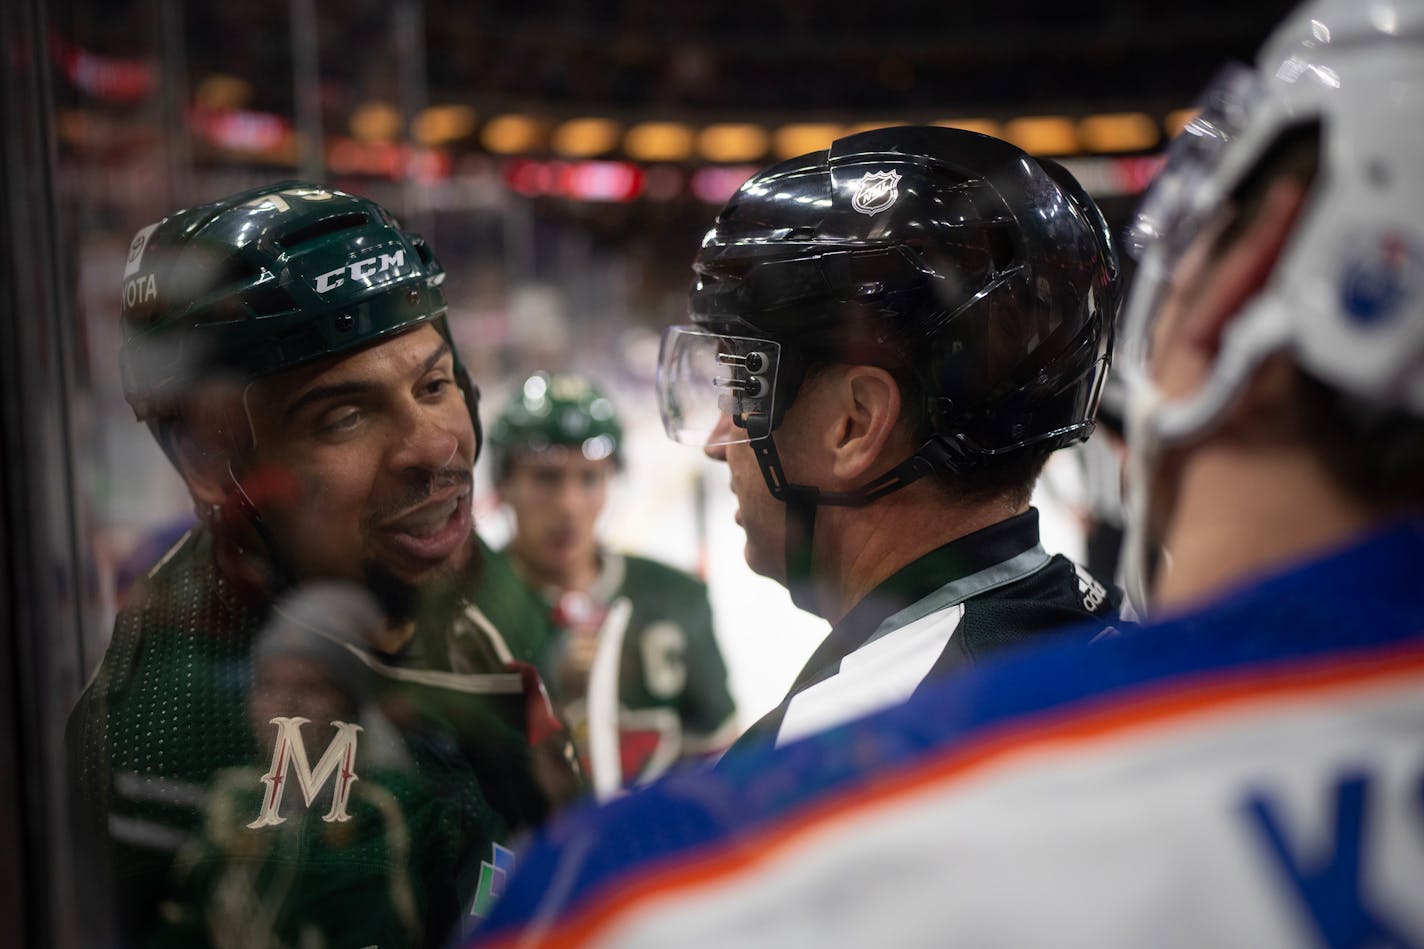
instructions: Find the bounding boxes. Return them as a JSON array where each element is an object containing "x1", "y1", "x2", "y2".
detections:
[{"x1": 313, "y1": 249, "x2": 407, "y2": 294}]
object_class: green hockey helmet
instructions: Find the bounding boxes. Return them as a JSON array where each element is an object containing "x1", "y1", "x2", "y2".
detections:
[
  {"x1": 118, "y1": 180, "x2": 480, "y2": 454},
  {"x1": 489, "y1": 371, "x2": 622, "y2": 481}
]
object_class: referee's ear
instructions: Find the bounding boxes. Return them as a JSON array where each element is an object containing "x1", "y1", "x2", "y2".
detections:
[{"x1": 828, "y1": 364, "x2": 904, "y2": 487}]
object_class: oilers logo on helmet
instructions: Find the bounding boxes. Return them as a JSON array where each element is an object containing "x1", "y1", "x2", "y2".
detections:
[{"x1": 1339, "y1": 230, "x2": 1422, "y2": 325}]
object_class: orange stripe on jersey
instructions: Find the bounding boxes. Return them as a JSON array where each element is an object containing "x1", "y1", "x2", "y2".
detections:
[{"x1": 482, "y1": 637, "x2": 1424, "y2": 949}]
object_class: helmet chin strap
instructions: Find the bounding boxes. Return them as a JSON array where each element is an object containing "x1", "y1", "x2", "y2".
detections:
[
  {"x1": 224, "y1": 385, "x2": 300, "y2": 596},
  {"x1": 219, "y1": 459, "x2": 299, "y2": 597},
  {"x1": 743, "y1": 414, "x2": 950, "y2": 614}
]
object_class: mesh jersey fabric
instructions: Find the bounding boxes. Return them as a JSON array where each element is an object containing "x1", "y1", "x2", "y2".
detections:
[{"x1": 67, "y1": 526, "x2": 577, "y2": 948}]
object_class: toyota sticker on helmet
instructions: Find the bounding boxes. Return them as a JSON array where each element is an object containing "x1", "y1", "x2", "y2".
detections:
[
  {"x1": 851, "y1": 170, "x2": 902, "y2": 215},
  {"x1": 124, "y1": 222, "x2": 159, "y2": 279}
]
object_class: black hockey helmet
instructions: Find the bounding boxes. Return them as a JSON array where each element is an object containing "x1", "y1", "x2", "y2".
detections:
[{"x1": 659, "y1": 125, "x2": 1118, "y2": 496}]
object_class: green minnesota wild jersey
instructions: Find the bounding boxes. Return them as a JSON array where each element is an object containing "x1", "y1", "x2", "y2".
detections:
[
  {"x1": 528, "y1": 552, "x2": 738, "y2": 787},
  {"x1": 67, "y1": 527, "x2": 578, "y2": 949}
]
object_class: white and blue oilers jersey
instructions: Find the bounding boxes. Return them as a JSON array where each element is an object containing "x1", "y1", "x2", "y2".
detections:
[{"x1": 465, "y1": 518, "x2": 1424, "y2": 949}]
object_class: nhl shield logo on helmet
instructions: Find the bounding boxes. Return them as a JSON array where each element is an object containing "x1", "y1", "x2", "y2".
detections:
[{"x1": 851, "y1": 170, "x2": 902, "y2": 215}]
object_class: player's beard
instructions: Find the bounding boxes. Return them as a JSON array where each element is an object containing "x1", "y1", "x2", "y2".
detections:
[
  {"x1": 362, "y1": 559, "x2": 422, "y2": 625},
  {"x1": 361, "y1": 532, "x2": 484, "y2": 628}
]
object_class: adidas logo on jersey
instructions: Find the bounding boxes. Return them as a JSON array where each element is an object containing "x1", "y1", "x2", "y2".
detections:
[{"x1": 1073, "y1": 563, "x2": 1108, "y2": 613}]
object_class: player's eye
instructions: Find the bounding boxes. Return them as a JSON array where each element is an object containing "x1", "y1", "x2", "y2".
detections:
[
  {"x1": 532, "y1": 468, "x2": 561, "y2": 488},
  {"x1": 315, "y1": 406, "x2": 364, "y2": 436},
  {"x1": 419, "y1": 375, "x2": 452, "y2": 399}
]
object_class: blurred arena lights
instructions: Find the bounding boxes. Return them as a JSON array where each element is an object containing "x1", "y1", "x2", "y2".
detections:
[
  {"x1": 328, "y1": 139, "x2": 453, "y2": 180},
  {"x1": 932, "y1": 118, "x2": 1003, "y2": 138},
  {"x1": 624, "y1": 121, "x2": 697, "y2": 162},
  {"x1": 189, "y1": 107, "x2": 292, "y2": 157},
  {"x1": 696, "y1": 124, "x2": 770, "y2": 164},
  {"x1": 193, "y1": 74, "x2": 252, "y2": 111},
  {"x1": 49, "y1": 32, "x2": 154, "y2": 104},
  {"x1": 1003, "y1": 115, "x2": 1080, "y2": 156},
  {"x1": 1166, "y1": 107, "x2": 1202, "y2": 137},
  {"x1": 481, "y1": 114, "x2": 547, "y2": 154},
  {"x1": 413, "y1": 104, "x2": 478, "y2": 146},
  {"x1": 161, "y1": 101, "x2": 1181, "y2": 199},
  {"x1": 772, "y1": 123, "x2": 844, "y2": 159},
  {"x1": 844, "y1": 119, "x2": 909, "y2": 135},
  {"x1": 504, "y1": 158, "x2": 646, "y2": 201},
  {"x1": 552, "y1": 118, "x2": 623, "y2": 158},
  {"x1": 690, "y1": 165, "x2": 759, "y2": 203},
  {"x1": 349, "y1": 100, "x2": 403, "y2": 143},
  {"x1": 1077, "y1": 112, "x2": 1161, "y2": 153}
]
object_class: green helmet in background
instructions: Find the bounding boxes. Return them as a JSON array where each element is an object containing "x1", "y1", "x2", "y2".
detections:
[
  {"x1": 489, "y1": 372, "x2": 623, "y2": 482},
  {"x1": 119, "y1": 180, "x2": 481, "y2": 457}
]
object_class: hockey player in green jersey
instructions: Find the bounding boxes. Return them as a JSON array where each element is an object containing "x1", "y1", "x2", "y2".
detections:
[
  {"x1": 489, "y1": 372, "x2": 738, "y2": 796},
  {"x1": 67, "y1": 182, "x2": 581, "y2": 948}
]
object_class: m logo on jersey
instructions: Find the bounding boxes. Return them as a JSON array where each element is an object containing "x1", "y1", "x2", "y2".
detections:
[
  {"x1": 851, "y1": 170, "x2": 902, "y2": 215},
  {"x1": 247, "y1": 716, "x2": 362, "y2": 828}
]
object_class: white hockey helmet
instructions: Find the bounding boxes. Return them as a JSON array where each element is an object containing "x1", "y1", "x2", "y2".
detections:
[{"x1": 1119, "y1": 0, "x2": 1424, "y2": 608}]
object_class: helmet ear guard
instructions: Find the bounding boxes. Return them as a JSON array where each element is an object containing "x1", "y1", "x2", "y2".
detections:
[{"x1": 453, "y1": 351, "x2": 484, "y2": 464}]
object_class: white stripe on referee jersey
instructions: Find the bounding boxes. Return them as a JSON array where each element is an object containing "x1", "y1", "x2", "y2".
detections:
[
  {"x1": 777, "y1": 602, "x2": 965, "y2": 747},
  {"x1": 776, "y1": 545, "x2": 1052, "y2": 748}
]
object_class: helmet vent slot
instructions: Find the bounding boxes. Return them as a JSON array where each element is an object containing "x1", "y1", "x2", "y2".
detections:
[
  {"x1": 277, "y1": 212, "x2": 370, "y2": 249},
  {"x1": 242, "y1": 282, "x2": 296, "y2": 317}
]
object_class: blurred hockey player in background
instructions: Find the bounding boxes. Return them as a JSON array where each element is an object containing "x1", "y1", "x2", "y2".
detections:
[{"x1": 490, "y1": 371, "x2": 737, "y2": 794}]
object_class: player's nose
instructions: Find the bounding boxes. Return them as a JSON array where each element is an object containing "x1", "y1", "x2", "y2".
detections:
[{"x1": 390, "y1": 401, "x2": 464, "y2": 473}]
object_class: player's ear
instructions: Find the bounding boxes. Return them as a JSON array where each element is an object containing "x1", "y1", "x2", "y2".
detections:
[
  {"x1": 1191, "y1": 177, "x2": 1310, "y2": 354},
  {"x1": 828, "y1": 365, "x2": 902, "y2": 483},
  {"x1": 171, "y1": 386, "x2": 247, "y2": 510}
]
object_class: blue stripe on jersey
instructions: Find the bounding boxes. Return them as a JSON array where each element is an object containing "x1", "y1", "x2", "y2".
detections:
[{"x1": 467, "y1": 518, "x2": 1424, "y2": 944}]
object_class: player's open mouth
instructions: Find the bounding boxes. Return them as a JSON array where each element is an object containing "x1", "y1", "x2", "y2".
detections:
[{"x1": 378, "y1": 488, "x2": 472, "y2": 565}]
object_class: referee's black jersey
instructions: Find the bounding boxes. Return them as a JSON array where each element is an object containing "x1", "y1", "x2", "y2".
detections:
[{"x1": 725, "y1": 508, "x2": 1123, "y2": 756}]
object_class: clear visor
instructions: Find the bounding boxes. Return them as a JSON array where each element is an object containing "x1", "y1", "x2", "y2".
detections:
[
  {"x1": 657, "y1": 325, "x2": 781, "y2": 446},
  {"x1": 1126, "y1": 62, "x2": 1262, "y2": 261}
]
